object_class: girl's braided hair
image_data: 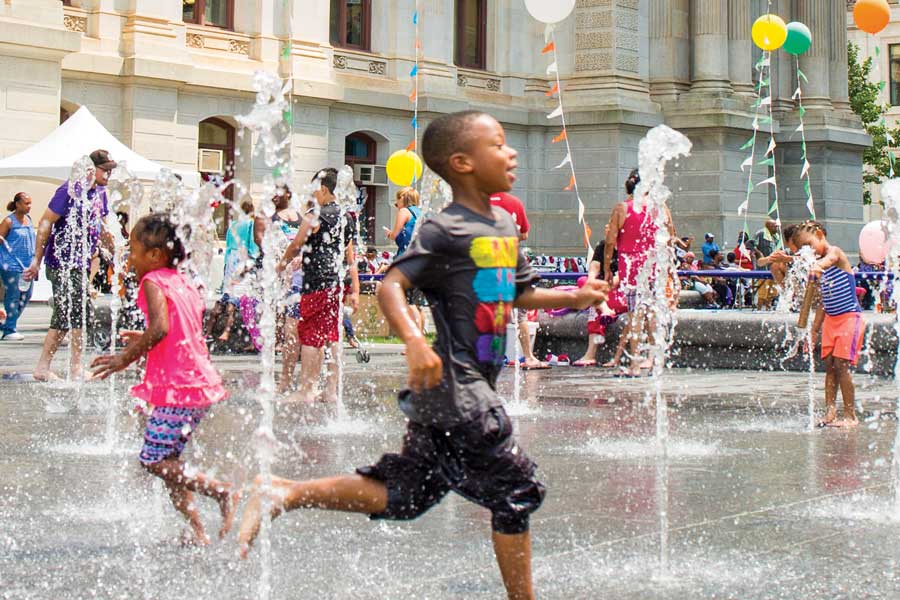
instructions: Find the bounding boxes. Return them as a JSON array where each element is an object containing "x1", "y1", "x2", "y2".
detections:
[
  {"x1": 133, "y1": 212, "x2": 186, "y2": 267},
  {"x1": 785, "y1": 219, "x2": 827, "y2": 244}
]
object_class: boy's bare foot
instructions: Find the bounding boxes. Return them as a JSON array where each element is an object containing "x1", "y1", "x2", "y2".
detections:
[
  {"x1": 33, "y1": 370, "x2": 61, "y2": 382},
  {"x1": 218, "y1": 331, "x2": 231, "y2": 343},
  {"x1": 181, "y1": 526, "x2": 211, "y2": 547},
  {"x1": 817, "y1": 406, "x2": 838, "y2": 428},
  {"x1": 218, "y1": 489, "x2": 242, "y2": 540},
  {"x1": 827, "y1": 418, "x2": 859, "y2": 429},
  {"x1": 601, "y1": 360, "x2": 617, "y2": 368},
  {"x1": 238, "y1": 476, "x2": 287, "y2": 559}
]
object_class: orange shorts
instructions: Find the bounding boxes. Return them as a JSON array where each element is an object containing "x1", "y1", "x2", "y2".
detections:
[{"x1": 821, "y1": 312, "x2": 865, "y2": 365}]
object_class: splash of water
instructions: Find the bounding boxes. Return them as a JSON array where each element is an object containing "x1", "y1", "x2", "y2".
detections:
[
  {"x1": 878, "y1": 178, "x2": 900, "y2": 515},
  {"x1": 777, "y1": 246, "x2": 817, "y2": 429},
  {"x1": 632, "y1": 124, "x2": 692, "y2": 578},
  {"x1": 331, "y1": 165, "x2": 358, "y2": 422}
]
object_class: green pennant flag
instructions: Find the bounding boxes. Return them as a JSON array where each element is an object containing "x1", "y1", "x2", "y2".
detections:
[
  {"x1": 756, "y1": 54, "x2": 767, "y2": 69},
  {"x1": 747, "y1": 179, "x2": 754, "y2": 194},
  {"x1": 768, "y1": 201, "x2": 778, "y2": 215},
  {"x1": 758, "y1": 157, "x2": 775, "y2": 167},
  {"x1": 798, "y1": 105, "x2": 806, "y2": 118},
  {"x1": 876, "y1": 46, "x2": 881, "y2": 57},
  {"x1": 804, "y1": 179, "x2": 811, "y2": 196},
  {"x1": 282, "y1": 42, "x2": 292, "y2": 60},
  {"x1": 740, "y1": 136, "x2": 755, "y2": 150},
  {"x1": 283, "y1": 109, "x2": 294, "y2": 126},
  {"x1": 879, "y1": 81, "x2": 887, "y2": 92},
  {"x1": 760, "y1": 116, "x2": 773, "y2": 125},
  {"x1": 797, "y1": 69, "x2": 808, "y2": 83}
]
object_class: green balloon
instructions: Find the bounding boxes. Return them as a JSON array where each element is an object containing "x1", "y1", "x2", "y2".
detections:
[{"x1": 783, "y1": 22, "x2": 812, "y2": 55}]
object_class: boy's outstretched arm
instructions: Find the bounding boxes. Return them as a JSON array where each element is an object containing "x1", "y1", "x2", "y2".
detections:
[
  {"x1": 515, "y1": 279, "x2": 609, "y2": 311},
  {"x1": 377, "y1": 269, "x2": 442, "y2": 392}
]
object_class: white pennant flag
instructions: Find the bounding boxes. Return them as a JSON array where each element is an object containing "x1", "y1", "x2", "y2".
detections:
[
  {"x1": 806, "y1": 197, "x2": 815, "y2": 217},
  {"x1": 757, "y1": 176, "x2": 777, "y2": 187},
  {"x1": 759, "y1": 96, "x2": 772, "y2": 106},
  {"x1": 547, "y1": 106, "x2": 563, "y2": 119},
  {"x1": 792, "y1": 87, "x2": 802, "y2": 100},
  {"x1": 555, "y1": 153, "x2": 572, "y2": 169},
  {"x1": 544, "y1": 23, "x2": 555, "y2": 43},
  {"x1": 801, "y1": 160, "x2": 810, "y2": 178},
  {"x1": 760, "y1": 57, "x2": 771, "y2": 68},
  {"x1": 546, "y1": 61, "x2": 558, "y2": 75},
  {"x1": 738, "y1": 200, "x2": 749, "y2": 216},
  {"x1": 740, "y1": 156, "x2": 753, "y2": 172},
  {"x1": 766, "y1": 138, "x2": 776, "y2": 156},
  {"x1": 795, "y1": 123, "x2": 804, "y2": 135},
  {"x1": 577, "y1": 198, "x2": 585, "y2": 223},
  {"x1": 752, "y1": 117, "x2": 760, "y2": 131},
  {"x1": 888, "y1": 132, "x2": 895, "y2": 145}
]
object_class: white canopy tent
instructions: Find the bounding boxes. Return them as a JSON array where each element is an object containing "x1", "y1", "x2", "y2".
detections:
[{"x1": 0, "y1": 107, "x2": 200, "y2": 187}]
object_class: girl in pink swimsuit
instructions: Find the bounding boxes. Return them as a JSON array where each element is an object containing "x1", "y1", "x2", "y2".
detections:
[{"x1": 92, "y1": 213, "x2": 238, "y2": 546}]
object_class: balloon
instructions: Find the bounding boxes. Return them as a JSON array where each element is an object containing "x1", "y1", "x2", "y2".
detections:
[
  {"x1": 782, "y1": 22, "x2": 812, "y2": 55},
  {"x1": 854, "y1": 0, "x2": 891, "y2": 35},
  {"x1": 524, "y1": 0, "x2": 576, "y2": 24},
  {"x1": 859, "y1": 221, "x2": 889, "y2": 265},
  {"x1": 752, "y1": 14, "x2": 788, "y2": 51},
  {"x1": 385, "y1": 150, "x2": 423, "y2": 187}
]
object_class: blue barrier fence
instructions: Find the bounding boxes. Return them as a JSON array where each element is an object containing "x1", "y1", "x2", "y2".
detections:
[{"x1": 360, "y1": 271, "x2": 895, "y2": 283}]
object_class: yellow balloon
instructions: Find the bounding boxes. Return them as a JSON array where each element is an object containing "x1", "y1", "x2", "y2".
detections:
[
  {"x1": 385, "y1": 150, "x2": 424, "y2": 187},
  {"x1": 751, "y1": 14, "x2": 788, "y2": 52}
]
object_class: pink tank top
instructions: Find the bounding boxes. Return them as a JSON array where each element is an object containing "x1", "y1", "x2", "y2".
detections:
[
  {"x1": 617, "y1": 199, "x2": 658, "y2": 255},
  {"x1": 131, "y1": 268, "x2": 227, "y2": 408}
]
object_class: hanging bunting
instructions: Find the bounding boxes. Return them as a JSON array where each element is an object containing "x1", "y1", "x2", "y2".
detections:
[
  {"x1": 792, "y1": 55, "x2": 816, "y2": 218},
  {"x1": 406, "y1": 1, "x2": 421, "y2": 185},
  {"x1": 542, "y1": 23, "x2": 592, "y2": 250},
  {"x1": 737, "y1": 51, "x2": 768, "y2": 220}
]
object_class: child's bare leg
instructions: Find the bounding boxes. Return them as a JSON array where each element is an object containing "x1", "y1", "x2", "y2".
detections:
[
  {"x1": 238, "y1": 474, "x2": 388, "y2": 558},
  {"x1": 832, "y1": 358, "x2": 858, "y2": 427},
  {"x1": 145, "y1": 459, "x2": 240, "y2": 539},
  {"x1": 576, "y1": 336, "x2": 598, "y2": 364},
  {"x1": 286, "y1": 344, "x2": 323, "y2": 403},
  {"x1": 165, "y1": 483, "x2": 209, "y2": 546},
  {"x1": 219, "y1": 304, "x2": 236, "y2": 342},
  {"x1": 492, "y1": 530, "x2": 535, "y2": 600},
  {"x1": 69, "y1": 328, "x2": 90, "y2": 381},
  {"x1": 821, "y1": 356, "x2": 838, "y2": 426},
  {"x1": 603, "y1": 318, "x2": 629, "y2": 367},
  {"x1": 322, "y1": 341, "x2": 341, "y2": 403},
  {"x1": 205, "y1": 302, "x2": 224, "y2": 338},
  {"x1": 34, "y1": 328, "x2": 64, "y2": 381},
  {"x1": 277, "y1": 316, "x2": 300, "y2": 393}
]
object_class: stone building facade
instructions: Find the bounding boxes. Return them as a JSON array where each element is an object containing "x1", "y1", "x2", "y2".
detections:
[{"x1": 0, "y1": 0, "x2": 868, "y2": 253}]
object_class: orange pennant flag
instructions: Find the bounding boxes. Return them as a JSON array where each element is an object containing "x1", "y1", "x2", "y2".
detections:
[
  {"x1": 415, "y1": 39, "x2": 422, "y2": 50},
  {"x1": 552, "y1": 129, "x2": 568, "y2": 143},
  {"x1": 406, "y1": 140, "x2": 417, "y2": 152},
  {"x1": 583, "y1": 223, "x2": 593, "y2": 248},
  {"x1": 545, "y1": 82, "x2": 560, "y2": 97},
  {"x1": 564, "y1": 175, "x2": 576, "y2": 191},
  {"x1": 542, "y1": 41, "x2": 556, "y2": 54},
  {"x1": 409, "y1": 89, "x2": 418, "y2": 102}
]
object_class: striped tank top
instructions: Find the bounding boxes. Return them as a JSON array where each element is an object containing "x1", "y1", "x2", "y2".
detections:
[{"x1": 819, "y1": 266, "x2": 860, "y2": 316}]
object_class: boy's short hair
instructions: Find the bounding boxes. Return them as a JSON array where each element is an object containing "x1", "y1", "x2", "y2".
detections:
[
  {"x1": 422, "y1": 110, "x2": 488, "y2": 181},
  {"x1": 726, "y1": 252, "x2": 736, "y2": 262},
  {"x1": 313, "y1": 168, "x2": 338, "y2": 194}
]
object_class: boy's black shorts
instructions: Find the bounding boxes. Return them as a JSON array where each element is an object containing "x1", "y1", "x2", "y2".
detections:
[{"x1": 356, "y1": 406, "x2": 545, "y2": 535}]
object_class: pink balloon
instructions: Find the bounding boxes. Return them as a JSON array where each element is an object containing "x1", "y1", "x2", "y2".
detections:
[{"x1": 858, "y1": 221, "x2": 888, "y2": 264}]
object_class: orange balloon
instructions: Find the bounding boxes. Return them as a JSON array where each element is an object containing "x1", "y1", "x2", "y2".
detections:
[{"x1": 854, "y1": 0, "x2": 891, "y2": 35}]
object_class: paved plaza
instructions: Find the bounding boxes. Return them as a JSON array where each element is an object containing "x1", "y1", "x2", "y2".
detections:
[{"x1": 1, "y1": 306, "x2": 899, "y2": 598}]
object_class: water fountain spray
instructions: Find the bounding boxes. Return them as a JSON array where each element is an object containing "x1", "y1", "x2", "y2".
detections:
[
  {"x1": 878, "y1": 178, "x2": 900, "y2": 513},
  {"x1": 332, "y1": 164, "x2": 358, "y2": 420},
  {"x1": 62, "y1": 157, "x2": 95, "y2": 382},
  {"x1": 632, "y1": 124, "x2": 691, "y2": 579}
]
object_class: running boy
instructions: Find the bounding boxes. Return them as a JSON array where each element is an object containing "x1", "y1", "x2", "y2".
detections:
[
  {"x1": 238, "y1": 111, "x2": 609, "y2": 600},
  {"x1": 92, "y1": 213, "x2": 238, "y2": 545},
  {"x1": 788, "y1": 220, "x2": 864, "y2": 428},
  {"x1": 277, "y1": 168, "x2": 360, "y2": 403}
]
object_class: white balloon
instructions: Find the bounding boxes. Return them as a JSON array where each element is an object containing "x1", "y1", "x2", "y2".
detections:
[{"x1": 524, "y1": 0, "x2": 576, "y2": 24}]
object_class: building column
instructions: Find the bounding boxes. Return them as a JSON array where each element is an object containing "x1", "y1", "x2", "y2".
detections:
[
  {"x1": 796, "y1": 0, "x2": 832, "y2": 109},
  {"x1": 829, "y1": 0, "x2": 850, "y2": 112},
  {"x1": 649, "y1": 0, "x2": 690, "y2": 99},
  {"x1": 727, "y1": 0, "x2": 753, "y2": 94},
  {"x1": 690, "y1": 0, "x2": 731, "y2": 93}
]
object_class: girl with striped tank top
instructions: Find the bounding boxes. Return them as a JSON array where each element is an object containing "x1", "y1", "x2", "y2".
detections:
[{"x1": 788, "y1": 221, "x2": 863, "y2": 428}]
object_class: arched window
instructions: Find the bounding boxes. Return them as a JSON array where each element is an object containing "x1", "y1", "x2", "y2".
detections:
[
  {"x1": 330, "y1": 0, "x2": 371, "y2": 51},
  {"x1": 183, "y1": 0, "x2": 234, "y2": 30},
  {"x1": 198, "y1": 117, "x2": 235, "y2": 238},
  {"x1": 345, "y1": 132, "x2": 377, "y2": 244},
  {"x1": 456, "y1": 0, "x2": 486, "y2": 70}
]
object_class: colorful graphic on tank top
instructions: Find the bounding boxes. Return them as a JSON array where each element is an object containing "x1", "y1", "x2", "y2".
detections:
[{"x1": 470, "y1": 236, "x2": 518, "y2": 365}]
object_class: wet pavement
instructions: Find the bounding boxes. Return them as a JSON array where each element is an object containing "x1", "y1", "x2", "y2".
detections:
[{"x1": 2, "y1": 307, "x2": 900, "y2": 598}]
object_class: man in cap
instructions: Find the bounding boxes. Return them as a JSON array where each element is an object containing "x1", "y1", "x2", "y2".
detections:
[
  {"x1": 701, "y1": 232, "x2": 719, "y2": 266},
  {"x1": 24, "y1": 149, "x2": 116, "y2": 380}
]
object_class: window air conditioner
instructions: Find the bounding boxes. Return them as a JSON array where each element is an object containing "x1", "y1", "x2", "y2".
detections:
[
  {"x1": 353, "y1": 164, "x2": 389, "y2": 186},
  {"x1": 198, "y1": 149, "x2": 225, "y2": 174}
]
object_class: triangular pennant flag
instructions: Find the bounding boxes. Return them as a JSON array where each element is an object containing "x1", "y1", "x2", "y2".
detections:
[
  {"x1": 552, "y1": 129, "x2": 567, "y2": 143},
  {"x1": 737, "y1": 200, "x2": 749, "y2": 216},
  {"x1": 410, "y1": 64, "x2": 418, "y2": 77},
  {"x1": 546, "y1": 61, "x2": 558, "y2": 75},
  {"x1": 879, "y1": 81, "x2": 887, "y2": 92},
  {"x1": 758, "y1": 157, "x2": 775, "y2": 167},
  {"x1": 798, "y1": 105, "x2": 807, "y2": 118},
  {"x1": 546, "y1": 82, "x2": 560, "y2": 97},
  {"x1": 807, "y1": 196, "x2": 816, "y2": 218},
  {"x1": 798, "y1": 69, "x2": 808, "y2": 83},
  {"x1": 547, "y1": 106, "x2": 563, "y2": 119},
  {"x1": 766, "y1": 138, "x2": 776, "y2": 156},
  {"x1": 583, "y1": 222, "x2": 592, "y2": 248},
  {"x1": 564, "y1": 175, "x2": 576, "y2": 191},
  {"x1": 755, "y1": 55, "x2": 770, "y2": 69},
  {"x1": 759, "y1": 96, "x2": 772, "y2": 106},
  {"x1": 554, "y1": 153, "x2": 572, "y2": 169},
  {"x1": 792, "y1": 87, "x2": 802, "y2": 100},
  {"x1": 413, "y1": 10, "x2": 418, "y2": 24},
  {"x1": 740, "y1": 156, "x2": 753, "y2": 171},
  {"x1": 795, "y1": 123, "x2": 804, "y2": 134},
  {"x1": 757, "y1": 176, "x2": 777, "y2": 187},
  {"x1": 767, "y1": 201, "x2": 778, "y2": 215},
  {"x1": 409, "y1": 88, "x2": 417, "y2": 102},
  {"x1": 747, "y1": 179, "x2": 754, "y2": 193},
  {"x1": 803, "y1": 179, "x2": 811, "y2": 195},
  {"x1": 740, "y1": 136, "x2": 755, "y2": 150},
  {"x1": 752, "y1": 117, "x2": 760, "y2": 131},
  {"x1": 415, "y1": 39, "x2": 422, "y2": 50},
  {"x1": 801, "y1": 160, "x2": 810, "y2": 178},
  {"x1": 887, "y1": 132, "x2": 895, "y2": 145},
  {"x1": 542, "y1": 41, "x2": 556, "y2": 55},
  {"x1": 577, "y1": 198, "x2": 585, "y2": 223},
  {"x1": 760, "y1": 116, "x2": 773, "y2": 125},
  {"x1": 411, "y1": 116, "x2": 418, "y2": 129},
  {"x1": 406, "y1": 140, "x2": 416, "y2": 152}
]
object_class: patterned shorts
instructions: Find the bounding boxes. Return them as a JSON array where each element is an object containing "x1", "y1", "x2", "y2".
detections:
[{"x1": 138, "y1": 406, "x2": 207, "y2": 465}]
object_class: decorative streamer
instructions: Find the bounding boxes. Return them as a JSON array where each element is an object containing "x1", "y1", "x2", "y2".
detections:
[
  {"x1": 760, "y1": 52, "x2": 785, "y2": 249},
  {"x1": 409, "y1": 2, "x2": 421, "y2": 177},
  {"x1": 792, "y1": 57, "x2": 816, "y2": 219},
  {"x1": 737, "y1": 53, "x2": 768, "y2": 239},
  {"x1": 874, "y1": 45, "x2": 896, "y2": 179},
  {"x1": 543, "y1": 24, "x2": 591, "y2": 250}
]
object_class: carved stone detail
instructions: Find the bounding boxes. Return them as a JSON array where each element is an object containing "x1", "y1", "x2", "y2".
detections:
[
  {"x1": 333, "y1": 55, "x2": 348, "y2": 69},
  {"x1": 186, "y1": 33, "x2": 204, "y2": 49},
  {"x1": 457, "y1": 75, "x2": 468, "y2": 87},
  {"x1": 63, "y1": 15, "x2": 87, "y2": 33},
  {"x1": 486, "y1": 78, "x2": 501, "y2": 92},
  {"x1": 368, "y1": 61, "x2": 385, "y2": 75},
  {"x1": 228, "y1": 40, "x2": 250, "y2": 55}
]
